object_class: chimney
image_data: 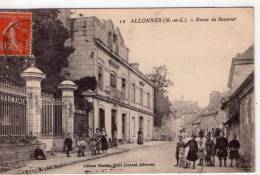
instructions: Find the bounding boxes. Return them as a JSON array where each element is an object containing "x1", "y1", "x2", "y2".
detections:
[{"x1": 130, "y1": 63, "x2": 139, "y2": 70}]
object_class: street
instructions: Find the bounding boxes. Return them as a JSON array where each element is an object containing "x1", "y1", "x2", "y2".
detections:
[{"x1": 43, "y1": 142, "x2": 202, "y2": 174}]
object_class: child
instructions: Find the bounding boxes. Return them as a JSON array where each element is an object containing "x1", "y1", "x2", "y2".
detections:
[
  {"x1": 179, "y1": 147, "x2": 186, "y2": 167},
  {"x1": 77, "y1": 138, "x2": 87, "y2": 157},
  {"x1": 174, "y1": 135, "x2": 185, "y2": 167},
  {"x1": 197, "y1": 140, "x2": 206, "y2": 166},
  {"x1": 90, "y1": 138, "x2": 97, "y2": 155}
]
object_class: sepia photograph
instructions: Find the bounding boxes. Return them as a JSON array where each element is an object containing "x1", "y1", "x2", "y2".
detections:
[{"x1": 0, "y1": 7, "x2": 255, "y2": 174}]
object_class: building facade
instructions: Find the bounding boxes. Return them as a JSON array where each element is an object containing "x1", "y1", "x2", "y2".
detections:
[
  {"x1": 223, "y1": 45, "x2": 254, "y2": 140},
  {"x1": 222, "y1": 45, "x2": 254, "y2": 169},
  {"x1": 61, "y1": 15, "x2": 154, "y2": 143},
  {"x1": 172, "y1": 98, "x2": 200, "y2": 137}
]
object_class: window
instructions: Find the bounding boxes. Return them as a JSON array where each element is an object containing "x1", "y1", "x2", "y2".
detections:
[
  {"x1": 132, "y1": 117, "x2": 136, "y2": 137},
  {"x1": 98, "y1": 66, "x2": 103, "y2": 89},
  {"x1": 82, "y1": 21, "x2": 87, "y2": 36},
  {"x1": 140, "y1": 88, "x2": 143, "y2": 106},
  {"x1": 110, "y1": 72, "x2": 117, "y2": 88},
  {"x1": 122, "y1": 78, "x2": 126, "y2": 98},
  {"x1": 132, "y1": 83, "x2": 136, "y2": 103},
  {"x1": 113, "y1": 34, "x2": 119, "y2": 54},
  {"x1": 147, "y1": 93, "x2": 150, "y2": 108},
  {"x1": 108, "y1": 32, "x2": 113, "y2": 50}
]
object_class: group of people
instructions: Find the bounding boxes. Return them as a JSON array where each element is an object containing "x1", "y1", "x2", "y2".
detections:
[
  {"x1": 175, "y1": 131, "x2": 240, "y2": 169},
  {"x1": 199, "y1": 128, "x2": 222, "y2": 140},
  {"x1": 63, "y1": 128, "x2": 109, "y2": 157},
  {"x1": 93, "y1": 128, "x2": 109, "y2": 154}
]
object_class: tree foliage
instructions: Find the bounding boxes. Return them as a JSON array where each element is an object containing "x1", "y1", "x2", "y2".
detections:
[
  {"x1": 74, "y1": 77, "x2": 97, "y2": 111},
  {"x1": 147, "y1": 65, "x2": 173, "y2": 94},
  {"x1": 0, "y1": 9, "x2": 74, "y2": 95},
  {"x1": 147, "y1": 65, "x2": 173, "y2": 127}
]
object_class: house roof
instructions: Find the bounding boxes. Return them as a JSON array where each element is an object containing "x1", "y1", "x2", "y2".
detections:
[{"x1": 227, "y1": 45, "x2": 254, "y2": 88}]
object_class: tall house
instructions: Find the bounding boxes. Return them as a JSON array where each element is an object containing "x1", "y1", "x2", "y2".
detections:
[
  {"x1": 224, "y1": 45, "x2": 254, "y2": 139},
  {"x1": 61, "y1": 15, "x2": 154, "y2": 142},
  {"x1": 228, "y1": 45, "x2": 254, "y2": 93}
]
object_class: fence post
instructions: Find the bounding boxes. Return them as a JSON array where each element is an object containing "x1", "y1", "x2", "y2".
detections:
[
  {"x1": 58, "y1": 80, "x2": 77, "y2": 137},
  {"x1": 20, "y1": 58, "x2": 46, "y2": 137}
]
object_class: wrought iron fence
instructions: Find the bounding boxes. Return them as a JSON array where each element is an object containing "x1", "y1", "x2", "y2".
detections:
[
  {"x1": 0, "y1": 82, "x2": 27, "y2": 136},
  {"x1": 41, "y1": 92, "x2": 63, "y2": 137}
]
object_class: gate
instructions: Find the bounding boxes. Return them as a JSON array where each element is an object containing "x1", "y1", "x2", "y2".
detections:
[
  {"x1": 41, "y1": 93, "x2": 63, "y2": 137},
  {"x1": 74, "y1": 109, "x2": 89, "y2": 138},
  {"x1": 0, "y1": 82, "x2": 28, "y2": 136}
]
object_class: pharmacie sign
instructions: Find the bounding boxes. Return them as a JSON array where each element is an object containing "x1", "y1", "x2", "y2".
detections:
[{"x1": 0, "y1": 92, "x2": 26, "y2": 105}]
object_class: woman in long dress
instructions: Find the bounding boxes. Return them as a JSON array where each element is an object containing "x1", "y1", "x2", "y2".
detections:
[
  {"x1": 101, "y1": 128, "x2": 109, "y2": 153},
  {"x1": 184, "y1": 135, "x2": 198, "y2": 169},
  {"x1": 137, "y1": 129, "x2": 143, "y2": 145}
]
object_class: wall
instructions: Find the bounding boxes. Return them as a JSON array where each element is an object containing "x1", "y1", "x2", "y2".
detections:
[
  {"x1": 239, "y1": 88, "x2": 254, "y2": 170},
  {"x1": 231, "y1": 64, "x2": 254, "y2": 93}
]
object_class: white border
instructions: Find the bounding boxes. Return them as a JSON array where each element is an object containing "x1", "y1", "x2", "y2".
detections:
[{"x1": 0, "y1": 0, "x2": 259, "y2": 174}]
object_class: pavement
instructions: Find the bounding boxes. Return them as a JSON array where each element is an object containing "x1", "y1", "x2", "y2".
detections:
[
  {"x1": 42, "y1": 141, "x2": 202, "y2": 174},
  {"x1": 3, "y1": 141, "x2": 166, "y2": 174},
  {"x1": 3, "y1": 140, "x2": 249, "y2": 174}
]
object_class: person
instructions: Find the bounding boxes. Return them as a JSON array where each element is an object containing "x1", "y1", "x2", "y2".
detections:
[
  {"x1": 90, "y1": 137, "x2": 97, "y2": 155},
  {"x1": 205, "y1": 135, "x2": 214, "y2": 166},
  {"x1": 137, "y1": 128, "x2": 144, "y2": 145},
  {"x1": 215, "y1": 131, "x2": 228, "y2": 167},
  {"x1": 229, "y1": 134, "x2": 240, "y2": 167},
  {"x1": 34, "y1": 145, "x2": 46, "y2": 160},
  {"x1": 184, "y1": 135, "x2": 198, "y2": 169},
  {"x1": 214, "y1": 128, "x2": 220, "y2": 139},
  {"x1": 64, "y1": 133, "x2": 73, "y2": 157},
  {"x1": 101, "y1": 128, "x2": 109, "y2": 153},
  {"x1": 211, "y1": 137, "x2": 217, "y2": 167},
  {"x1": 94, "y1": 128, "x2": 101, "y2": 154},
  {"x1": 77, "y1": 137, "x2": 87, "y2": 157},
  {"x1": 174, "y1": 135, "x2": 185, "y2": 167},
  {"x1": 199, "y1": 129, "x2": 204, "y2": 140},
  {"x1": 197, "y1": 140, "x2": 206, "y2": 166},
  {"x1": 207, "y1": 130, "x2": 211, "y2": 138}
]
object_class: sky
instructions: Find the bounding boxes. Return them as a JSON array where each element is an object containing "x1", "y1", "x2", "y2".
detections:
[{"x1": 73, "y1": 8, "x2": 253, "y2": 107}]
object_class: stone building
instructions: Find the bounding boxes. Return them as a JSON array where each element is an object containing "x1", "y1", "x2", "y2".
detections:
[
  {"x1": 60, "y1": 14, "x2": 154, "y2": 143},
  {"x1": 224, "y1": 72, "x2": 254, "y2": 169},
  {"x1": 222, "y1": 45, "x2": 254, "y2": 169},
  {"x1": 223, "y1": 45, "x2": 254, "y2": 140},
  {"x1": 190, "y1": 91, "x2": 228, "y2": 136},
  {"x1": 172, "y1": 97, "x2": 200, "y2": 137}
]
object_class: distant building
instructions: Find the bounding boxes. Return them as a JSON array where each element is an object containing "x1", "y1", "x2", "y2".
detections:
[
  {"x1": 59, "y1": 13, "x2": 154, "y2": 143},
  {"x1": 190, "y1": 91, "x2": 228, "y2": 136},
  {"x1": 172, "y1": 98, "x2": 200, "y2": 137}
]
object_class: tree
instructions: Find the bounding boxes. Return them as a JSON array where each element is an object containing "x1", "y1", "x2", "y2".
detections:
[
  {"x1": 0, "y1": 9, "x2": 74, "y2": 95},
  {"x1": 147, "y1": 65, "x2": 173, "y2": 127},
  {"x1": 147, "y1": 65, "x2": 173, "y2": 94}
]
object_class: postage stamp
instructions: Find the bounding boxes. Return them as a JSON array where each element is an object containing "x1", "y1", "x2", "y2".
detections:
[{"x1": 0, "y1": 12, "x2": 32, "y2": 56}]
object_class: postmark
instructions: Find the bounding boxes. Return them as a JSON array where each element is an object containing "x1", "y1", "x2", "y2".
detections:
[{"x1": 0, "y1": 12, "x2": 32, "y2": 56}]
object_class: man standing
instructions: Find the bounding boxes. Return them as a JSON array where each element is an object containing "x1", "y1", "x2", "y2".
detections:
[
  {"x1": 229, "y1": 134, "x2": 240, "y2": 167},
  {"x1": 216, "y1": 132, "x2": 228, "y2": 167}
]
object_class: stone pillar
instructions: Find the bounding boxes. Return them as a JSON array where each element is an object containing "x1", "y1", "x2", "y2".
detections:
[
  {"x1": 82, "y1": 90, "x2": 96, "y2": 138},
  {"x1": 58, "y1": 80, "x2": 77, "y2": 136},
  {"x1": 21, "y1": 59, "x2": 46, "y2": 137}
]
